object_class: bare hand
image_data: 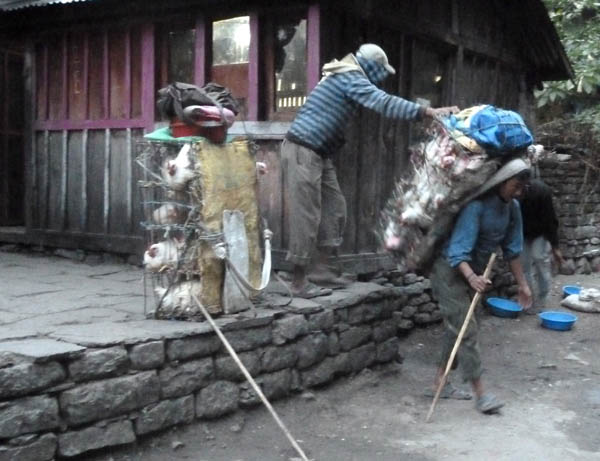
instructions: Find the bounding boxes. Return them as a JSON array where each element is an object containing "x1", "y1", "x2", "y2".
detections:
[
  {"x1": 426, "y1": 106, "x2": 460, "y2": 118},
  {"x1": 468, "y1": 274, "x2": 492, "y2": 293},
  {"x1": 518, "y1": 284, "x2": 533, "y2": 309},
  {"x1": 552, "y1": 248, "x2": 565, "y2": 266}
]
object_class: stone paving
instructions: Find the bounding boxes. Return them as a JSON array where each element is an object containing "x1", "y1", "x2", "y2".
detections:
[
  {"x1": 0, "y1": 247, "x2": 431, "y2": 459},
  {"x1": 0, "y1": 250, "x2": 148, "y2": 342}
]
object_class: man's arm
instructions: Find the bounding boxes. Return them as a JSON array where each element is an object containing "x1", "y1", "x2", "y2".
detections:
[{"x1": 346, "y1": 76, "x2": 458, "y2": 121}]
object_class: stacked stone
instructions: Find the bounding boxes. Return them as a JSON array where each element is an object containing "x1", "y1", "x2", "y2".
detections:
[
  {"x1": 0, "y1": 282, "x2": 434, "y2": 460},
  {"x1": 371, "y1": 271, "x2": 442, "y2": 329},
  {"x1": 537, "y1": 155, "x2": 600, "y2": 274}
]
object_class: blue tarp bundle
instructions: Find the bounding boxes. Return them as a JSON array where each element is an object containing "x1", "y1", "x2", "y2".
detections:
[{"x1": 445, "y1": 105, "x2": 533, "y2": 154}]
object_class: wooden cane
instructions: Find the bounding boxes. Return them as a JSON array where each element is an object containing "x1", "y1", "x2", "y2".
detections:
[
  {"x1": 425, "y1": 252, "x2": 497, "y2": 423},
  {"x1": 191, "y1": 294, "x2": 311, "y2": 461}
]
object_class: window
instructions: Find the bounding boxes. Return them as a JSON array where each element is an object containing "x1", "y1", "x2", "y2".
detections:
[
  {"x1": 167, "y1": 28, "x2": 196, "y2": 84},
  {"x1": 151, "y1": 8, "x2": 315, "y2": 123},
  {"x1": 156, "y1": 21, "x2": 196, "y2": 119},
  {"x1": 274, "y1": 17, "x2": 307, "y2": 113},
  {"x1": 211, "y1": 16, "x2": 250, "y2": 117}
]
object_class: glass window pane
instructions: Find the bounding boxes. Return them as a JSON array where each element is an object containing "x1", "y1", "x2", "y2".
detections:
[
  {"x1": 212, "y1": 17, "x2": 250, "y2": 65},
  {"x1": 168, "y1": 28, "x2": 196, "y2": 83},
  {"x1": 211, "y1": 16, "x2": 250, "y2": 116},
  {"x1": 275, "y1": 18, "x2": 307, "y2": 112}
]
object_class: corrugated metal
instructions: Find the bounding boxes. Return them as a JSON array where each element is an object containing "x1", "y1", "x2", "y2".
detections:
[{"x1": 0, "y1": 0, "x2": 93, "y2": 11}]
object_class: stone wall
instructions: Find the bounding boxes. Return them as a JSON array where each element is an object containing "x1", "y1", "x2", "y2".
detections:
[
  {"x1": 537, "y1": 155, "x2": 600, "y2": 273},
  {"x1": 0, "y1": 279, "x2": 438, "y2": 460}
]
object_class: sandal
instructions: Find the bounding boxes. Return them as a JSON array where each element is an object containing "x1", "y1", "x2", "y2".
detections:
[
  {"x1": 476, "y1": 393, "x2": 504, "y2": 414},
  {"x1": 292, "y1": 282, "x2": 333, "y2": 299},
  {"x1": 424, "y1": 382, "x2": 472, "y2": 400}
]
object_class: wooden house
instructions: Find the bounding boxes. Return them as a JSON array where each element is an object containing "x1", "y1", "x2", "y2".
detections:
[{"x1": 0, "y1": 0, "x2": 572, "y2": 272}]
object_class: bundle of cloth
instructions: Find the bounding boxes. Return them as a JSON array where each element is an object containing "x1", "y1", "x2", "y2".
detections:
[
  {"x1": 381, "y1": 105, "x2": 534, "y2": 272},
  {"x1": 562, "y1": 288, "x2": 600, "y2": 313}
]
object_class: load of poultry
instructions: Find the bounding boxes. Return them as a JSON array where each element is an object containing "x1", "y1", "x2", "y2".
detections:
[
  {"x1": 137, "y1": 136, "x2": 266, "y2": 320},
  {"x1": 381, "y1": 105, "x2": 535, "y2": 272}
]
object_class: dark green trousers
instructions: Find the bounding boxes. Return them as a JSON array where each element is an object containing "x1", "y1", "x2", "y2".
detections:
[{"x1": 430, "y1": 257, "x2": 483, "y2": 381}]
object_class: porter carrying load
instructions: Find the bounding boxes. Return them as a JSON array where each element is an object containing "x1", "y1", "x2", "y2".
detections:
[{"x1": 381, "y1": 105, "x2": 534, "y2": 272}]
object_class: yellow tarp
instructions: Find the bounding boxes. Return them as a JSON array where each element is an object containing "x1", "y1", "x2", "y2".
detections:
[{"x1": 192, "y1": 139, "x2": 262, "y2": 313}]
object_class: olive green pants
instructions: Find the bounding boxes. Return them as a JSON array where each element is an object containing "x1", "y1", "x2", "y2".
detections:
[
  {"x1": 430, "y1": 257, "x2": 483, "y2": 381},
  {"x1": 281, "y1": 140, "x2": 347, "y2": 267}
]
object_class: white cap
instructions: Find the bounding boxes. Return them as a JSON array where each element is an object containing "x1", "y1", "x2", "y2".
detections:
[{"x1": 356, "y1": 43, "x2": 396, "y2": 75}]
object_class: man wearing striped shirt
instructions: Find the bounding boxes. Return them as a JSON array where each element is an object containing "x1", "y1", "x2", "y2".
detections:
[{"x1": 282, "y1": 43, "x2": 458, "y2": 298}]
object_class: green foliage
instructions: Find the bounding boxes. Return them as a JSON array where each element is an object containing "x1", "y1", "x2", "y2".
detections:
[{"x1": 536, "y1": 0, "x2": 600, "y2": 108}]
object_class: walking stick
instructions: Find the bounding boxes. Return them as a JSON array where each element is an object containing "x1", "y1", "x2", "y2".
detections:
[
  {"x1": 425, "y1": 252, "x2": 497, "y2": 423},
  {"x1": 191, "y1": 294, "x2": 311, "y2": 461}
]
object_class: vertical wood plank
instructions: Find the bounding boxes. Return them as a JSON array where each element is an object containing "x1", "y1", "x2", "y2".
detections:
[
  {"x1": 125, "y1": 28, "x2": 132, "y2": 119},
  {"x1": 35, "y1": 44, "x2": 48, "y2": 122},
  {"x1": 131, "y1": 129, "x2": 145, "y2": 237},
  {"x1": 67, "y1": 130, "x2": 83, "y2": 231},
  {"x1": 47, "y1": 35, "x2": 64, "y2": 120},
  {"x1": 83, "y1": 32, "x2": 89, "y2": 120},
  {"x1": 47, "y1": 131, "x2": 63, "y2": 230},
  {"x1": 67, "y1": 31, "x2": 87, "y2": 120},
  {"x1": 109, "y1": 29, "x2": 128, "y2": 119},
  {"x1": 247, "y1": 13, "x2": 259, "y2": 121},
  {"x1": 194, "y1": 16, "x2": 207, "y2": 87},
  {"x1": 60, "y1": 130, "x2": 68, "y2": 229},
  {"x1": 81, "y1": 129, "x2": 87, "y2": 230},
  {"x1": 24, "y1": 44, "x2": 35, "y2": 229},
  {"x1": 307, "y1": 4, "x2": 321, "y2": 91},
  {"x1": 103, "y1": 29, "x2": 109, "y2": 120},
  {"x1": 140, "y1": 23, "x2": 154, "y2": 131},
  {"x1": 130, "y1": 26, "x2": 142, "y2": 119},
  {"x1": 108, "y1": 129, "x2": 130, "y2": 235},
  {"x1": 40, "y1": 130, "x2": 49, "y2": 228},
  {"x1": 1, "y1": 52, "x2": 7, "y2": 224},
  {"x1": 126, "y1": 128, "x2": 132, "y2": 231},
  {"x1": 88, "y1": 31, "x2": 104, "y2": 120},
  {"x1": 85, "y1": 129, "x2": 105, "y2": 232},
  {"x1": 104, "y1": 128, "x2": 110, "y2": 232},
  {"x1": 62, "y1": 33, "x2": 68, "y2": 120}
]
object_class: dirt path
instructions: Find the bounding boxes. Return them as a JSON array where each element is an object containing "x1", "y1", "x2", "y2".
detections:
[{"x1": 90, "y1": 273, "x2": 600, "y2": 461}]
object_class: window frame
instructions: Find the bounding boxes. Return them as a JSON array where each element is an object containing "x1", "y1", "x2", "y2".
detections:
[{"x1": 183, "y1": 6, "x2": 320, "y2": 123}]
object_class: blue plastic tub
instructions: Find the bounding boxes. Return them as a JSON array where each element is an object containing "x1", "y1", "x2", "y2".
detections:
[
  {"x1": 539, "y1": 311, "x2": 577, "y2": 331},
  {"x1": 486, "y1": 297, "x2": 522, "y2": 318},
  {"x1": 562, "y1": 285, "x2": 581, "y2": 298}
]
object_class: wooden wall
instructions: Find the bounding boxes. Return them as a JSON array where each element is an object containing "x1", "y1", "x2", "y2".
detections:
[
  {"x1": 0, "y1": 48, "x2": 25, "y2": 227},
  {"x1": 6, "y1": 0, "x2": 541, "y2": 267},
  {"x1": 26, "y1": 23, "x2": 154, "y2": 254}
]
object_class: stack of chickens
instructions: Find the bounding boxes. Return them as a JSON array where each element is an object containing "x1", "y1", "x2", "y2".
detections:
[
  {"x1": 141, "y1": 142, "x2": 203, "y2": 318},
  {"x1": 381, "y1": 117, "x2": 500, "y2": 272}
]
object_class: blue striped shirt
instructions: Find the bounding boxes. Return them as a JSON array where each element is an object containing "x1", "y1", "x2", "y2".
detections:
[{"x1": 287, "y1": 57, "x2": 423, "y2": 157}]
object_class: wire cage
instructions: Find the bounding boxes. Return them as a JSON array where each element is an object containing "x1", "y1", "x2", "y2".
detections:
[{"x1": 136, "y1": 139, "x2": 225, "y2": 321}]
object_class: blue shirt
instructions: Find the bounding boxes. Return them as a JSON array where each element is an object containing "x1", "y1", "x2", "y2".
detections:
[
  {"x1": 287, "y1": 57, "x2": 422, "y2": 157},
  {"x1": 443, "y1": 194, "x2": 523, "y2": 273}
]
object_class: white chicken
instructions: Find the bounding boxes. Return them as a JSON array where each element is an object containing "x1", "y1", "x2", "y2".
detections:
[
  {"x1": 161, "y1": 143, "x2": 196, "y2": 190},
  {"x1": 155, "y1": 280, "x2": 202, "y2": 314},
  {"x1": 143, "y1": 238, "x2": 184, "y2": 272},
  {"x1": 152, "y1": 203, "x2": 180, "y2": 225}
]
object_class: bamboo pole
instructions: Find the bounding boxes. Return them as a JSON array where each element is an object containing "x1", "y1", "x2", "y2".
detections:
[
  {"x1": 191, "y1": 294, "x2": 310, "y2": 461},
  {"x1": 425, "y1": 252, "x2": 497, "y2": 423}
]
